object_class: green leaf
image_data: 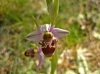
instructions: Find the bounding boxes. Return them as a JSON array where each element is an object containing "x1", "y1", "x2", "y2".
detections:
[
  {"x1": 46, "y1": 0, "x2": 52, "y2": 6},
  {"x1": 53, "y1": 0, "x2": 59, "y2": 17},
  {"x1": 46, "y1": 0, "x2": 53, "y2": 20},
  {"x1": 50, "y1": 45, "x2": 58, "y2": 74},
  {"x1": 46, "y1": 0, "x2": 59, "y2": 25},
  {"x1": 32, "y1": 15, "x2": 40, "y2": 29},
  {"x1": 50, "y1": 0, "x2": 59, "y2": 25}
]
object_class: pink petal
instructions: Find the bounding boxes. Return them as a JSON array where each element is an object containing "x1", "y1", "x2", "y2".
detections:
[
  {"x1": 37, "y1": 48, "x2": 44, "y2": 69},
  {"x1": 26, "y1": 29, "x2": 43, "y2": 42},
  {"x1": 49, "y1": 25, "x2": 55, "y2": 32},
  {"x1": 40, "y1": 24, "x2": 51, "y2": 32},
  {"x1": 52, "y1": 28, "x2": 69, "y2": 38}
]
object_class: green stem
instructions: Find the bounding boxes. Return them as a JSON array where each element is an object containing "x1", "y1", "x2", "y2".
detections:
[{"x1": 50, "y1": 45, "x2": 58, "y2": 74}]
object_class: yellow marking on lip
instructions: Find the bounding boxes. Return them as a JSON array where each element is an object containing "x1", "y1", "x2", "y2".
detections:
[
  {"x1": 46, "y1": 56, "x2": 52, "y2": 60},
  {"x1": 42, "y1": 46, "x2": 47, "y2": 48}
]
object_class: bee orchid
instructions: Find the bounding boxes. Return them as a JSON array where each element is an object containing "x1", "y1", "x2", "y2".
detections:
[
  {"x1": 26, "y1": 24, "x2": 69, "y2": 68},
  {"x1": 24, "y1": 47, "x2": 44, "y2": 69}
]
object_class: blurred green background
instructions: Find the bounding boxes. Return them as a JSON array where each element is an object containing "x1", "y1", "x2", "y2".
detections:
[{"x1": 0, "y1": 0, "x2": 100, "y2": 74}]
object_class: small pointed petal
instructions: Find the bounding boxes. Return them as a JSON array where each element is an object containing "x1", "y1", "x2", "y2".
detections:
[
  {"x1": 49, "y1": 25, "x2": 55, "y2": 32},
  {"x1": 37, "y1": 48, "x2": 44, "y2": 69},
  {"x1": 26, "y1": 29, "x2": 42, "y2": 42},
  {"x1": 52, "y1": 28, "x2": 69, "y2": 38},
  {"x1": 40, "y1": 24, "x2": 51, "y2": 32}
]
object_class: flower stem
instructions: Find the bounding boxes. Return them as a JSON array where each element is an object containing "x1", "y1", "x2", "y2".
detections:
[{"x1": 50, "y1": 45, "x2": 58, "y2": 74}]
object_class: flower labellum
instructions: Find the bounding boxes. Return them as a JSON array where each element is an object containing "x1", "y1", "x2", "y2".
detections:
[
  {"x1": 39, "y1": 31, "x2": 58, "y2": 58},
  {"x1": 24, "y1": 47, "x2": 44, "y2": 69},
  {"x1": 24, "y1": 48, "x2": 35, "y2": 58}
]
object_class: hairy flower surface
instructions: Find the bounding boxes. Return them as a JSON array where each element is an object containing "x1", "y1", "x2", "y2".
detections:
[{"x1": 24, "y1": 47, "x2": 44, "y2": 69}]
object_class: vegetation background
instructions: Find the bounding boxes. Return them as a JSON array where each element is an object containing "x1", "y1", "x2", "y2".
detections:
[{"x1": 0, "y1": 0, "x2": 100, "y2": 74}]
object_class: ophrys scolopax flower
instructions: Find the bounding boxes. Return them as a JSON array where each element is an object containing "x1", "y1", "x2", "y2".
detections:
[
  {"x1": 24, "y1": 46, "x2": 44, "y2": 69},
  {"x1": 26, "y1": 24, "x2": 69, "y2": 58}
]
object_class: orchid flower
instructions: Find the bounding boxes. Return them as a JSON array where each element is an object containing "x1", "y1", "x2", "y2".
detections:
[
  {"x1": 26, "y1": 24, "x2": 69, "y2": 57},
  {"x1": 24, "y1": 47, "x2": 44, "y2": 69},
  {"x1": 26, "y1": 24, "x2": 69, "y2": 68}
]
